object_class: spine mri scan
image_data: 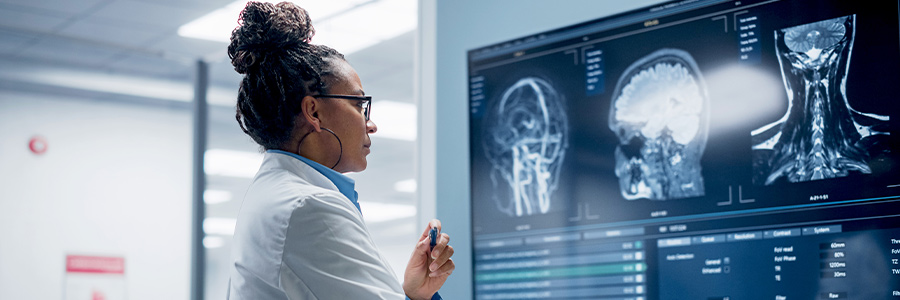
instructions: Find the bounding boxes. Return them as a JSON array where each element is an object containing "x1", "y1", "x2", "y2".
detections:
[
  {"x1": 483, "y1": 77, "x2": 569, "y2": 216},
  {"x1": 609, "y1": 48, "x2": 710, "y2": 201},
  {"x1": 752, "y1": 15, "x2": 889, "y2": 185}
]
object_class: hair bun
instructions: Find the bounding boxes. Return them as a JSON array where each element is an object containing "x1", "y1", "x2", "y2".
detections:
[{"x1": 228, "y1": 1, "x2": 315, "y2": 74}]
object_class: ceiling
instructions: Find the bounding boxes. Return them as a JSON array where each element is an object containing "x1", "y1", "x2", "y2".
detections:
[
  {"x1": 0, "y1": 0, "x2": 419, "y2": 286},
  {"x1": 0, "y1": 0, "x2": 416, "y2": 97}
]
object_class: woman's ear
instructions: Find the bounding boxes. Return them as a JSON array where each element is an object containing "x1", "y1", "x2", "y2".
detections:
[{"x1": 300, "y1": 95, "x2": 322, "y2": 132}]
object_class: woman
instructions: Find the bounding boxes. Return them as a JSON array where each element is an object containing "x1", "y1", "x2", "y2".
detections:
[{"x1": 224, "y1": 2, "x2": 454, "y2": 299}]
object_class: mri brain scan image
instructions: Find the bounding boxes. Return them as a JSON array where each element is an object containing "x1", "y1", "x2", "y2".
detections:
[
  {"x1": 752, "y1": 15, "x2": 890, "y2": 185},
  {"x1": 609, "y1": 49, "x2": 709, "y2": 201},
  {"x1": 483, "y1": 77, "x2": 569, "y2": 217}
]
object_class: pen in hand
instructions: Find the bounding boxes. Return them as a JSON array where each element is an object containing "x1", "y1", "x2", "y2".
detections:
[{"x1": 429, "y1": 227, "x2": 437, "y2": 251}]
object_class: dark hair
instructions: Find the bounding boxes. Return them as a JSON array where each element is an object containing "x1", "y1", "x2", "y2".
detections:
[{"x1": 227, "y1": 1, "x2": 345, "y2": 150}]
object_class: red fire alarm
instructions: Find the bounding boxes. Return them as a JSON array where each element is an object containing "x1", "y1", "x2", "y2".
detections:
[{"x1": 29, "y1": 136, "x2": 48, "y2": 155}]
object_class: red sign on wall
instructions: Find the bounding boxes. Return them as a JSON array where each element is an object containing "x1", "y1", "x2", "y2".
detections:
[
  {"x1": 66, "y1": 255, "x2": 125, "y2": 274},
  {"x1": 65, "y1": 255, "x2": 126, "y2": 300}
]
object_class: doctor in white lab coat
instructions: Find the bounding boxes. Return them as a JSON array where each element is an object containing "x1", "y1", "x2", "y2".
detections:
[{"x1": 224, "y1": 2, "x2": 455, "y2": 299}]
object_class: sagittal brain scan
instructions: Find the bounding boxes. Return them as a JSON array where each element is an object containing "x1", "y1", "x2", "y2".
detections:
[
  {"x1": 483, "y1": 77, "x2": 569, "y2": 217},
  {"x1": 752, "y1": 15, "x2": 890, "y2": 185},
  {"x1": 609, "y1": 49, "x2": 709, "y2": 201}
]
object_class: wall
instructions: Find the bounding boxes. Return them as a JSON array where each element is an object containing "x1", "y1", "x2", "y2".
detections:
[
  {"x1": 419, "y1": 0, "x2": 668, "y2": 298},
  {"x1": 0, "y1": 90, "x2": 192, "y2": 299}
]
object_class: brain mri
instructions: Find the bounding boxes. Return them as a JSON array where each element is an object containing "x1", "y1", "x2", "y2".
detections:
[
  {"x1": 483, "y1": 77, "x2": 569, "y2": 217},
  {"x1": 751, "y1": 15, "x2": 890, "y2": 185},
  {"x1": 608, "y1": 48, "x2": 709, "y2": 201}
]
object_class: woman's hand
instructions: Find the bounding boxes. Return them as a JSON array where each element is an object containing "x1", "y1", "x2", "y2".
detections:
[{"x1": 403, "y1": 219, "x2": 455, "y2": 300}]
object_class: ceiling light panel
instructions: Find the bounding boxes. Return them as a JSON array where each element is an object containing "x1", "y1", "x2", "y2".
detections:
[
  {"x1": 203, "y1": 217, "x2": 238, "y2": 235},
  {"x1": 204, "y1": 189, "x2": 234, "y2": 204},
  {"x1": 178, "y1": 0, "x2": 416, "y2": 55},
  {"x1": 177, "y1": 1, "x2": 249, "y2": 43},
  {"x1": 300, "y1": 0, "x2": 373, "y2": 21},
  {"x1": 205, "y1": 148, "x2": 264, "y2": 178},
  {"x1": 311, "y1": 0, "x2": 416, "y2": 54}
]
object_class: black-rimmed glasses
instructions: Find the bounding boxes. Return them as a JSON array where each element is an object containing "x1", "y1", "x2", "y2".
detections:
[{"x1": 313, "y1": 94, "x2": 372, "y2": 121}]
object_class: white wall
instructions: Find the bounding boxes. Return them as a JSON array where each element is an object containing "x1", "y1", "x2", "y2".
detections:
[
  {"x1": 0, "y1": 91, "x2": 192, "y2": 299},
  {"x1": 418, "y1": 1, "x2": 668, "y2": 298}
]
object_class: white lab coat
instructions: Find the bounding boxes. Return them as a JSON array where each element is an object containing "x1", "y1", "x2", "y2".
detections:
[{"x1": 227, "y1": 151, "x2": 405, "y2": 299}]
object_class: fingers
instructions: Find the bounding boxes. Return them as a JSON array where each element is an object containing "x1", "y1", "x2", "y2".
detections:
[
  {"x1": 428, "y1": 257, "x2": 455, "y2": 278},
  {"x1": 415, "y1": 219, "x2": 454, "y2": 278},
  {"x1": 430, "y1": 232, "x2": 450, "y2": 259},
  {"x1": 430, "y1": 219, "x2": 442, "y2": 233},
  {"x1": 429, "y1": 234, "x2": 454, "y2": 272},
  {"x1": 413, "y1": 233, "x2": 432, "y2": 256},
  {"x1": 405, "y1": 219, "x2": 454, "y2": 298},
  {"x1": 419, "y1": 219, "x2": 442, "y2": 242}
]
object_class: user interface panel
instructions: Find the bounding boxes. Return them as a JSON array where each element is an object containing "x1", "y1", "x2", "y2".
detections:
[{"x1": 468, "y1": 0, "x2": 900, "y2": 299}]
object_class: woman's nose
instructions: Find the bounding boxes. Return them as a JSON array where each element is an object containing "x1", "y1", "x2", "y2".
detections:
[{"x1": 367, "y1": 120, "x2": 378, "y2": 134}]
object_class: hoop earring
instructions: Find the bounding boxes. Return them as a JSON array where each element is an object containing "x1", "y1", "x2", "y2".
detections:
[{"x1": 296, "y1": 127, "x2": 343, "y2": 169}]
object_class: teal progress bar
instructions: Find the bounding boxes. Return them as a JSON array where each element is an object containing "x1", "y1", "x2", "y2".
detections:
[{"x1": 475, "y1": 262, "x2": 646, "y2": 282}]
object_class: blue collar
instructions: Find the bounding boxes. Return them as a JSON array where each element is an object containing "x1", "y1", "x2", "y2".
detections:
[{"x1": 267, "y1": 149, "x2": 361, "y2": 213}]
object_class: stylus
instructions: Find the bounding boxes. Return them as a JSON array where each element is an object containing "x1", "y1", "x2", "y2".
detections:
[{"x1": 429, "y1": 227, "x2": 437, "y2": 251}]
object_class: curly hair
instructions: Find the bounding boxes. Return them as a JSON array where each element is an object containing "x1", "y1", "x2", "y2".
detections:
[{"x1": 227, "y1": 1, "x2": 345, "y2": 150}]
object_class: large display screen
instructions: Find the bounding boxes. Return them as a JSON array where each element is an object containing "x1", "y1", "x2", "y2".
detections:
[{"x1": 467, "y1": 0, "x2": 900, "y2": 299}]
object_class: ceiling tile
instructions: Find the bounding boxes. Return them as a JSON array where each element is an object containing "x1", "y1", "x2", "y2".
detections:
[
  {"x1": 89, "y1": 0, "x2": 211, "y2": 31},
  {"x1": 0, "y1": 29, "x2": 33, "y2": 53},
  {"x1": 149, "y1": 34, "x2": 226, "y2": 60},
  {"x1": 0, "y1": 0, "x2": 108, "y2": 15},
  {"x1": 0, "y1": 7, "x2": 70, "y2": 33},
  {"x1": 18, "y1": 36, "x2": 123, "y2": 67},
  {"x1": 128, "y1": 0, "x2": 234, "y2": 10},
  {"x1": 106, "y1": 53, "x2": 194, "y2": 79},
  {"x1": 58, "y1": 17, "x2": 160, "y2": 49}
]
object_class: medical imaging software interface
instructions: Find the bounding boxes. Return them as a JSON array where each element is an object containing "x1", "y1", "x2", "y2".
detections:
[{"x1": 468, "y1": 0, "x2": 900, "y2": 299}]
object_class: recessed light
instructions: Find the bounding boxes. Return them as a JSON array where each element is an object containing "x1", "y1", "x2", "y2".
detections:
[
  {"x1": 203, "y1": 217, "x2": 238, "y2": 235},
  {"x1": 205, "y1": 149, "x2": 264, "y2": 178},
  {"x1": 204, "y1": 189, "x2": 233, "y2": 204},
  {"x1": 177, "y1": 0, "x2": 416, "y2": 55}
]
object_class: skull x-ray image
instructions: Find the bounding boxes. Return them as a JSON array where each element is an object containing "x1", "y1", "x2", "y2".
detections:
[
  {"x1": 609, "y1": 49, "x2": 709, "y2": 201},
  {"x1": 752, "y1": 15, "x2": 890, "y2": 185},
  {"x1": 482, "y1": 77, "x2": 569, "y2": 217}
]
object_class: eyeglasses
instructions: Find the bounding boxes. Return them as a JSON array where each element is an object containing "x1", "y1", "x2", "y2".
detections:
[{"x1": 313, "y1": 94, "x2": 372, "y2": 121}]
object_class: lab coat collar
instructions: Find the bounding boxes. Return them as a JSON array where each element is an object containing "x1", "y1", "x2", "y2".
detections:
[{"x1": 266, "y1": 149, "x2": 361, "y2": 213}]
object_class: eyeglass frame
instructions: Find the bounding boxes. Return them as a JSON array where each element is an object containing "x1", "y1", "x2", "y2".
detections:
[{"x1": 312, "y1": 94, "x2": 372, "y2": 121}]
